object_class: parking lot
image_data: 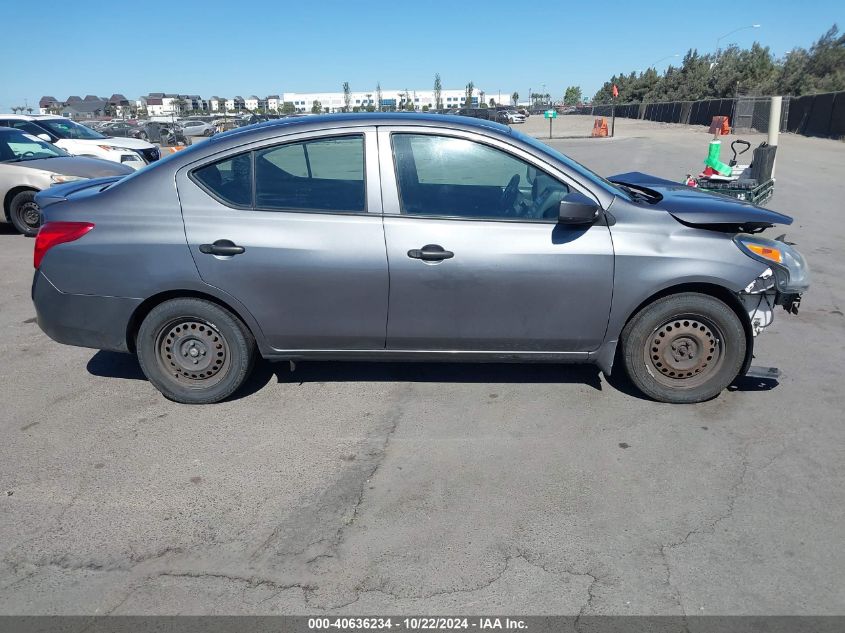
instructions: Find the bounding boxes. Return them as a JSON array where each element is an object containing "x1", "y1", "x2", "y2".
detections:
[{"x1": 1, "y1": 115, "x2": 843, "y2": 615}]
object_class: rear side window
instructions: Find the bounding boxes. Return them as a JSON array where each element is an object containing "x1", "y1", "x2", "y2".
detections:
[
  {"x1": 194, "y1": 153, "x2": 253, "y2": 207},
  {"x1": 254, "y1": 135, "x2": 365, "y2": 212}
]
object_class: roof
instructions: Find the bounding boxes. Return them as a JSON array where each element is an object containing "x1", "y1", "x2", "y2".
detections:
[
  {"x1": 39, "y1": 96, "x2": 59, "y2": 107},
  {"x1": 267, "y1": 95, "x2": 280, "y2": 99},
  {"x1": 214, "y1": 113, "x2": 512, "y2": 146},
  {"x1": 63, "y1": 100, "x2": 108, "y2": 114}
]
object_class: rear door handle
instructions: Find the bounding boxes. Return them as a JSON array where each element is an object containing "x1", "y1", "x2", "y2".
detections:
[
  {"x1": 199, "y1": 239, "x2": 245, "y2": 256},
  {"x1": 407, "y1": 244, "x2": 454, "y2": 262}
]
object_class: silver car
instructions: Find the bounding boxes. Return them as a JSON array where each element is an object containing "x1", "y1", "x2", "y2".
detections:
[
  {"x1": 180, "y1": 120, "x2": 216, "y2": 137},
  {"x1": 32, "y1": 114, "x2": 809, "y2": 404},
  {"x1": 0, "y1": 127, "x2": 132, "y2": 236}
]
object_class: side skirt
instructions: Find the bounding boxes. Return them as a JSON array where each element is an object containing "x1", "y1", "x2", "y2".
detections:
[{"x1": 262, "y1": 349, "x2": 593, "y2": 364}]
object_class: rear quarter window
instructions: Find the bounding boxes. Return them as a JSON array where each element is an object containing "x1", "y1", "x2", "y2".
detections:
[{"x1": 193, "y1": 153, "x2": 253, "y2": 207}]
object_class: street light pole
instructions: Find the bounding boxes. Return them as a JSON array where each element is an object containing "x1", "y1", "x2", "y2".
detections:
[{"x1": 717, "y1": 24, "x2": 761, "y2": 56}]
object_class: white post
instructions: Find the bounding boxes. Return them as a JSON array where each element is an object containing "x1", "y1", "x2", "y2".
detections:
[{"x1": 768, "y1": 96, "x2": 782, "y2": 177}]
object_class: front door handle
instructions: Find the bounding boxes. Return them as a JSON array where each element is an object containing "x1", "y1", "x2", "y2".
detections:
[
  {"x1": 407, "y1": 244, "x2": 454, "y2": 262},
  {"x1": 199, "y1": 239, "x2": 245, "y2": 256}
]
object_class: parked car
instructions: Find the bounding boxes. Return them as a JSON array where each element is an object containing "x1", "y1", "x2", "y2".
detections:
[
  {"x1": 0, "y1": 127, "x2": 132, "y2": 236},
  {"x1": 0, "y1": 115, "x2": 158, "y2": 170},
  {"x1": 32, "y1": 113, "x2": 809, "y2": 405},
  {"x1": 179, "y1": 120, "x2": 215, "y2": 137},
  {"x1": 496, "y1": 110, "x2": 526, "y2": 124},
  {"x1": 99, "y1": 121, "x2": 139, "y2": 138},
  {"x1": 129, "y1": 121, "x2": 190, "y2": 147}
]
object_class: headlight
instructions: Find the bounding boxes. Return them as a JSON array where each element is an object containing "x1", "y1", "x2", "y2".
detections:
[
  {"x1": 50, "y1": 174, "x2": 87, "y2": 184},
  {"x1": 734, "y1": 234, "x2": 810, "y2": 293},
  {"x1": 97, "y1": 145, "x2": 135, "y2": 152}
]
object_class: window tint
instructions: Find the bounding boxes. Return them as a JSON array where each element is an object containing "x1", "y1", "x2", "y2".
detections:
[
  {"x1": 254, "y1": 135, "x2": 365, "y2": 212},
  {"x1": 392, "y1": 134, "x2": 569, "y2": 221},
  {"x1": 194, "y1": 153, "x2": 253, "y2": 207}
]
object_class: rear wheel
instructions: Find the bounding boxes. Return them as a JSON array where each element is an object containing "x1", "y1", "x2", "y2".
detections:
[
  {"x1": 136, "y1": 298, "x2": 256, "y2": 404},
  {"x1": 621, "y1": 293, "x2": 746, "y2": 403},
  {"x1": 9, "y1": 190, "x2": 41, "y2": 237}
]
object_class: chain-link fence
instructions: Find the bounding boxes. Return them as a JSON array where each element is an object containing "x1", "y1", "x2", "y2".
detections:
[{"x1": 575, "y1": 91, "x2": 845, "y2": 139}]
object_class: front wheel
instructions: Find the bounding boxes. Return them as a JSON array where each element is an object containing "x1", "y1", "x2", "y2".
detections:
[
  {"x1": 136, "y1": 298, "x2": 256, "y2": 404},
  {"x1": 9, "y1": 190, "x2": 41, "y2": 236},
  {"x1": 620, "y1": 293, "x2": 746, "y2": 403}
]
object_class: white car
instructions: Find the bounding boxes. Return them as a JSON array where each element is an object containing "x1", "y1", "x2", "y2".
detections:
[
  {"x1": 506, "y1": 111, "x2": 527, "y2": 124},
  {"x1": 0, "y1": 114, "x2": 159, "y2": 170},
  {"x1": 179, "y1": 120, "x2": 215, "y2": 137}
]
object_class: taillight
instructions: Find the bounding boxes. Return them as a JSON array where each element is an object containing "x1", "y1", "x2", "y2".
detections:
[{"x1": 34, "y1": 222, "x2": 95, "y2": 269}]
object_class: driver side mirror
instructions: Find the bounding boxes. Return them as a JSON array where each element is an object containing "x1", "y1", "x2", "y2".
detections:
[{"x1": 558, "y1": 191, "x2": 600, "y2": 225}]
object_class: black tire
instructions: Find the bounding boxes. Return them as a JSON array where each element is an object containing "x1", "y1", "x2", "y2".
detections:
[
  {"x1": 136, "y1": 298, "x2": 256, "y2": 404},
  {"x1": 620, "y1": 293, "x2": 746, "y2": 404},
  {"x1": 138, "y1": 132, "x2": 148, "y2": 141},
  {"x1": 8, "y1": 190, "x2": 41, "y2": 237},
  {"x1": 203, "y1": 129, "x2": 213, "y2": 136}
]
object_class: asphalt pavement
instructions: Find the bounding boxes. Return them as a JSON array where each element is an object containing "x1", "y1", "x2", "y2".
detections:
[{"x1": 0, "y1": 116, "x2": 843, "y2": 615}]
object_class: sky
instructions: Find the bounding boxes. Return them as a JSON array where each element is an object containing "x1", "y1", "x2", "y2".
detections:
[{"x1": 1, "y1": 0, "x2": 842, "y2": 110}]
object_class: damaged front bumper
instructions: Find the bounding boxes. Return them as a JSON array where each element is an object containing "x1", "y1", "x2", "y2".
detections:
[{"x1": 737, "y1": 237, "x2": 810, "y2": 335}]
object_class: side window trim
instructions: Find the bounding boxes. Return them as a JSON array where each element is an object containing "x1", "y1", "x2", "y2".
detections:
[{"x1": 191, "y1": 126, "x2": 382, "y2": 217}]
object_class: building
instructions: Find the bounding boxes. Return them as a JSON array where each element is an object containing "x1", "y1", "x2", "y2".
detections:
[
  {"x1": 281, "y1": 88, "x2": 486, "y2": 113},
  {"x1": 38, "y1": 96, "x2": 61, "y2": 115},
  {"x1": 244, "y1": 95, "x2": 267, "y2": 112},
  {"x1": 226, "y1": 96, "x2": 245, "y2": 112},
  {"x1": 267, "y1": 95, "x2": 280, "y2": 112},
  {"x1": 209, "y1": 97, "x2": 225, "y2": 112}
]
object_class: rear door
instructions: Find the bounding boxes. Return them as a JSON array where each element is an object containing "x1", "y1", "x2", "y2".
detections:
[
  {"x1": 378, "y1": 127, "x2": 614, "y2": 353},
  {"x1": 176, "y1": 126, "x2": 389, "y2": 351}
]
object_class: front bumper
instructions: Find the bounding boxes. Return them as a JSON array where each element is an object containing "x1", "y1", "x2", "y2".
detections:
[{"x1": 32, "y1": 271, "x2": 141, "y2": 352}]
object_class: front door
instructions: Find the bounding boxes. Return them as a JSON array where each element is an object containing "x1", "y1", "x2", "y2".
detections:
[
  {"x1": 379, "y1": 130, "x2": 614, "y2": 353},
  {"x1": 177, "y1": 128, "x2": 388, "y2": 351}
]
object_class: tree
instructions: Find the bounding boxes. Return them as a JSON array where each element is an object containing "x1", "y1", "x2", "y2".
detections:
[
  {"x1": 489, "y1": 98, "x2": 496, "y2": 107},
  {"x1": 281, "y1": 101, "x2": 296, "y2": 115},
  {"x1": 311, "y1": 100, "x2": 322, "y2": 114},
  {"x1": 342, "y1": 81, "x2": 351, "y2": 112},
  {"x1": 511, "y1": 91, "x2": 518, "y2": 107},
  {"x1": 465, "y1": 81, "x2": 475, "y2": 107},
  {"x1": 26, "y1": 107, "x2": 33, "y2": 115},
  {"x1": 376, "y1": 82, "x2": 382, "y2": 112},
  {"x1": 403, "y1": 89, "x2": 414, "y2": 111},
  {"x1": 434, "y1": 73, "x2": 443, "y2": 110},
  {"x1": 563, "y1": 86, "x2": 582, "y2": 106}
]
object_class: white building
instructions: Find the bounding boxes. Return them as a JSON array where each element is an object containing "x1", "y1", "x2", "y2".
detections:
[
  {"x1": 244, "y1": 95, "x2": 267, "y2": 112},
  {"x1": 267, "y1": 95, "x2": 280, "y2": 112},
  {"x1": 226, "y1": 96, "x2": 245, "y2": 112},
  {"x1": 281, "y1": 88, "x2": 491, "y2": 113},
  {"x1": 209, "y1": 97, "x2": 225, "y2": 112}
]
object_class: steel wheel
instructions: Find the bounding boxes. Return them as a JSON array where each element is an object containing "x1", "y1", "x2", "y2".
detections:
[
  {"x1": 644, "y1": 316, "x2": 724, "y2": 389},
  {"x1": 155, "y1": 318, "x2": 231, "y2": 388},
  {"x1": 9, "y1": 190, "x2": 41, "y2": 236},
  {"x1": 621, "y1": 292, "x2": 746, "y2": 404}
]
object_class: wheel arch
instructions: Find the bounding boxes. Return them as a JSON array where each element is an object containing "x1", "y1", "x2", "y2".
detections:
[
  {"x1": 3, "y1": 186, "x2": 39, "y2": 222},
  {"x1": 595, "y1": 281, "x2": 754, "y2": 376},
  {"x1": 125, "y1": 288, "x2": 268, "y2": 355}
]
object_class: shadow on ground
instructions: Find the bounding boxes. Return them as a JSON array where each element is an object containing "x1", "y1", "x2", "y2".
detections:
[{"x1": 86, "y1": 350, "x2": 779, "y2": 403}]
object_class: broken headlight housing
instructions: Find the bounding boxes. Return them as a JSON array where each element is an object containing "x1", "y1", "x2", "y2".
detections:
[{"x1": 734, "y1": 234, "x2": 810, "y2": 294}]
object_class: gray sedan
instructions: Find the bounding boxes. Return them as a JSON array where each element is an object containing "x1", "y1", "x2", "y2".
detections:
[
  {"x1": 0, "y1": 127, "x2": 133, "y2": 236},
  {"x1": 32, "y1": 114, "x2": 809, "y2": 404}
]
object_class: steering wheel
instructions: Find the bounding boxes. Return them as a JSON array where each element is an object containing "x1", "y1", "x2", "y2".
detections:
[
  {"x1": 500, "y1": 174, "x2": 520, "y2": 214},
  {"x1": 21, "y1": 151, "x2": 36, "y2": 159}
]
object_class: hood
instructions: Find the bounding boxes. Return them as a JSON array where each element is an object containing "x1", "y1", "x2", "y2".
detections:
[
  {"x1": 19, "y1": 156, "x2": 134, "y2": 178},
  {"x1": 69, "y1": 136, "x2": 156, "y2": 150},
  {"x1": 609, "y1": 171, "x2": 792, "y2": 231}
]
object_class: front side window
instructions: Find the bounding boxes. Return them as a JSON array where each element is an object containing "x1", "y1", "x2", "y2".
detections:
[
  {"x1": 392, "y1": 134, "x2": 569, "y2": 221},
  {"x1": 254, "y1": 135, "x2": 365, "y2": 212},
  {"x1": 194, "y1": 153, "x2": 253, "y2": 207}
]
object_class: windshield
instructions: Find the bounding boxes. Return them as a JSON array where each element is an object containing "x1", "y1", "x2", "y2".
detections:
[
  {"x1": 509, "y1": 128, "x2": 631, "y2": 201},
  {"x1": 38, "y1": 118, "x2": 107, "y2": 140},
  {"x1": 0, "y1": 130, "x2": 69, "y2": 162}
]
